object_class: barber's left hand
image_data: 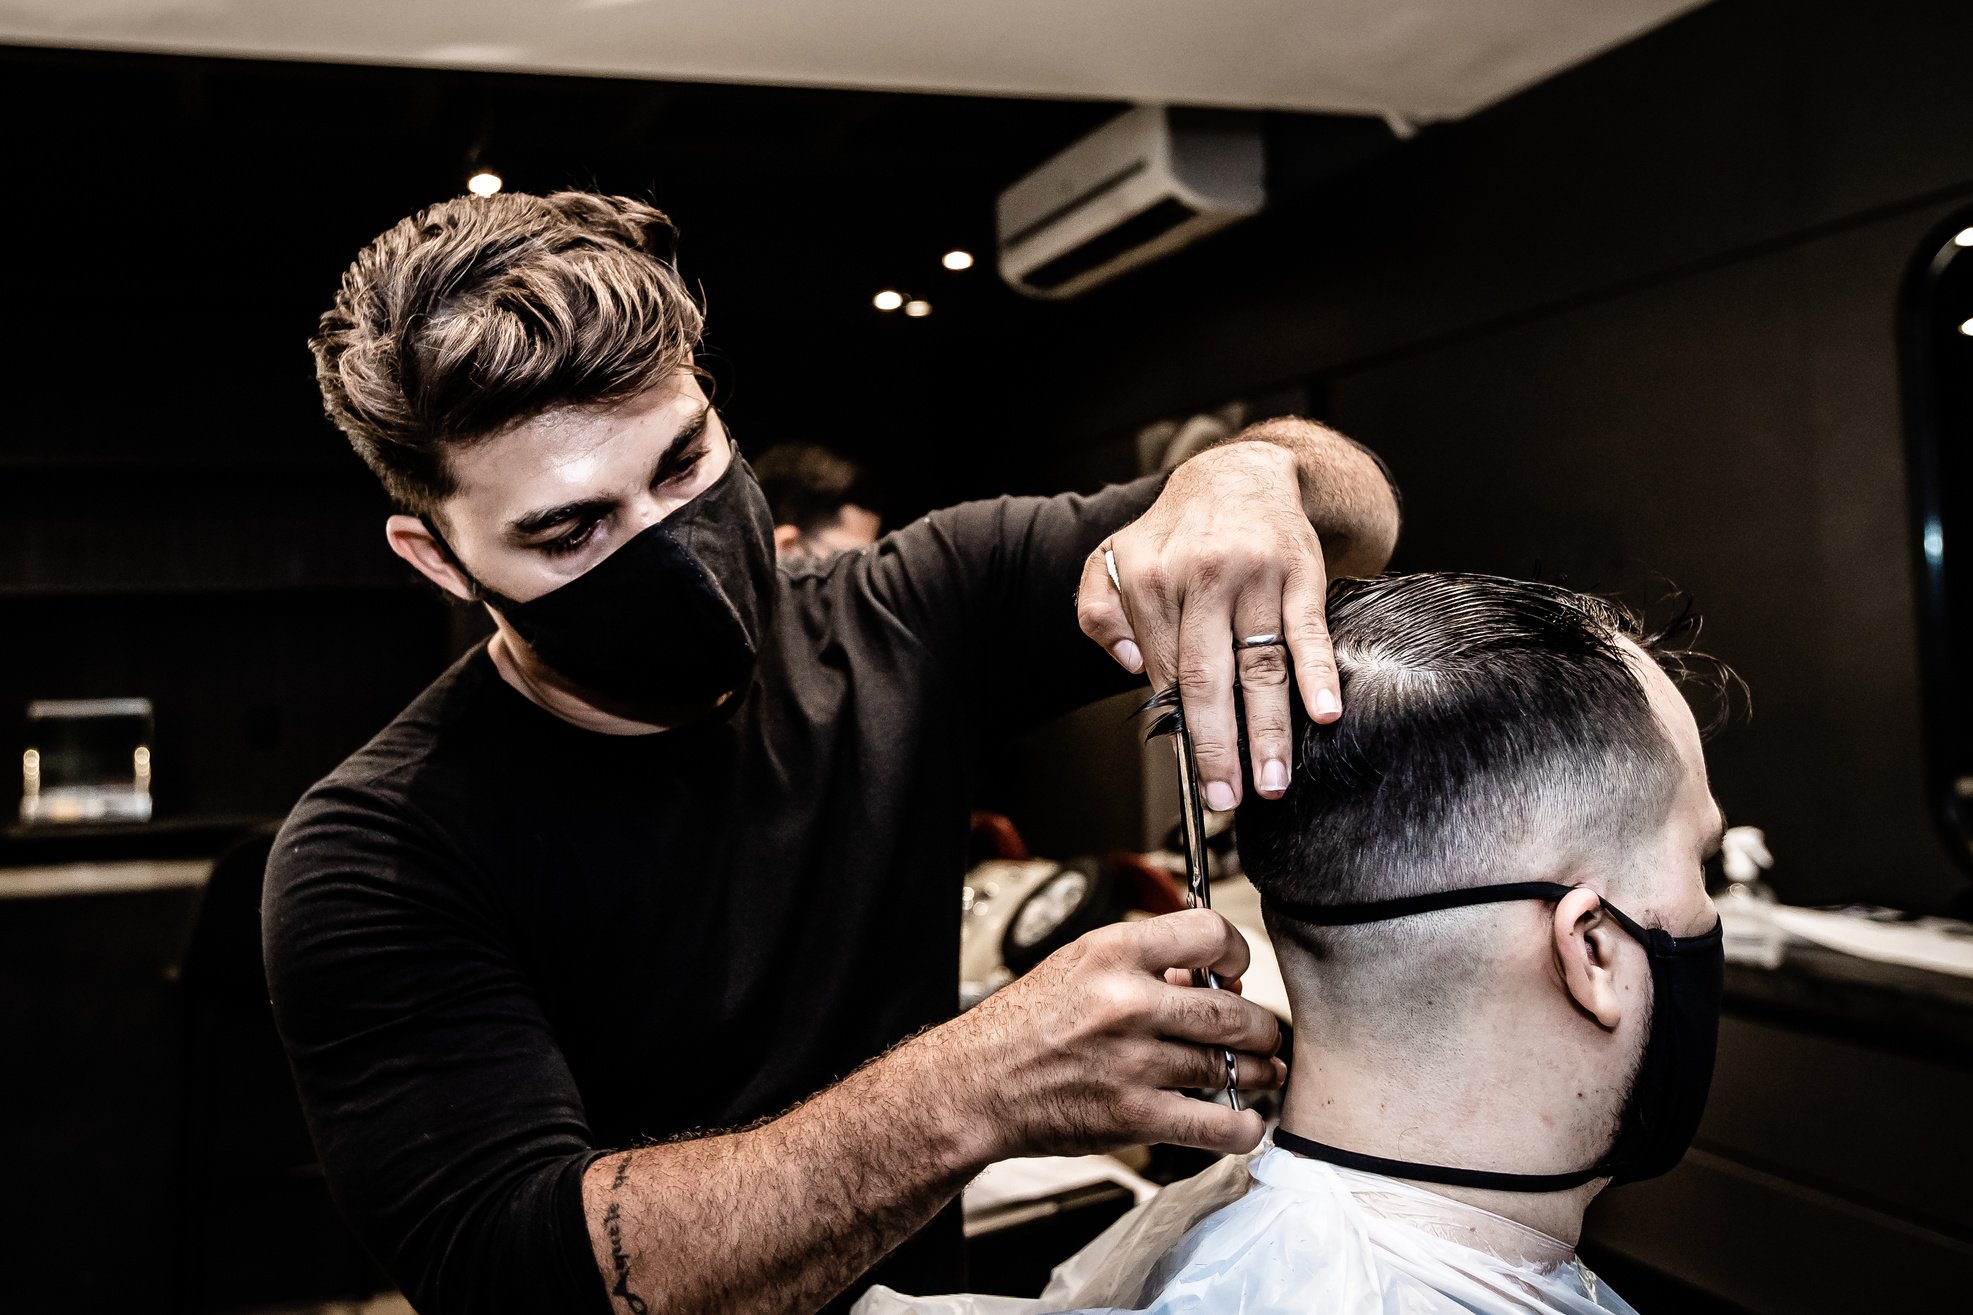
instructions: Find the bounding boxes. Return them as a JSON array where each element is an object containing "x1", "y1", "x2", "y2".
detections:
[{"x1": 1079, "y1": 441, "x2": 1340, "y2": 810}]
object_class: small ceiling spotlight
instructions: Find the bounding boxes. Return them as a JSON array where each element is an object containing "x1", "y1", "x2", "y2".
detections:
[
  {"x1": 1955, "y1": 227, "x2": 1973, "y2": 248},
  {"x1": 942, "y1": 249, "x2": 974, "y2": 271},
  {"x1": 904, "y1": 299, "x2": 932, "y2": 318},
  {"x1": 1959, "y1": 316, "x2": 1973, "y2": 336},
  {"x1": 873, "y1": 290, "x2": 905, "y2": 311},
  {"x1": 467, "y1": 170, "x2": 504, "y2": 198}
]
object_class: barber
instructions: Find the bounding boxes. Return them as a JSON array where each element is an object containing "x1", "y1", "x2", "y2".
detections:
[{"x1": 266, "y1": 190, "x2": 1401, "y2": 1315}]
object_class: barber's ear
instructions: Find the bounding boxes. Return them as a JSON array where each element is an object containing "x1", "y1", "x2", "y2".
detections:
[
  {"x1": 386, "y1": 514, "x2": 478, "y2": 603},
  {"x1": 1552, "y1": 887, "x2": 1630, "y2": 1031}
]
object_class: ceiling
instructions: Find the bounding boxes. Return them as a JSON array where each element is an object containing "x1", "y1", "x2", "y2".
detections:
[
  {"x1": 0, "y1": 0, "x2": 1706, "y2": 123},
  {"x1": 0, "y1": 45, "x2": 1150, "y2": 510}
]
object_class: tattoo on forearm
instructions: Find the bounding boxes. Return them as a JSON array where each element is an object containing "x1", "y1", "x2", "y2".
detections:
[{"x1": 605, "y1": 1156, "x2": 649, "y2": 1314}]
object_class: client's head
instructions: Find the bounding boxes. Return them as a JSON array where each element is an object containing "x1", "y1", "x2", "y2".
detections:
[{"x1": 1235, "y1": 572, "x2": 1725, "y2": 1210}]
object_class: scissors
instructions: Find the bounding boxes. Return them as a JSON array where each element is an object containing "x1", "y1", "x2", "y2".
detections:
[
  {"x1": 1140, "y1": 690, "x2": 1278, "y2": 1110},
  {"x1": 1115, "y1": 550, "x2": 1281, "y2": 1111}
]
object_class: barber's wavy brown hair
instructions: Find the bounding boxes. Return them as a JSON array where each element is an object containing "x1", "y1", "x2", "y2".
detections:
[{"x1": 311, "y1": 191, "x2": 705, "y2": 514}]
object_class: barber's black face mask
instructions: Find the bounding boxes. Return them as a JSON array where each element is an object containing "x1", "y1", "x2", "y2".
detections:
[
  {"x1": 1269, "y1": 880, "x2": 1724, "y2": 1192},
  {"x1": 429, "y1": 456, "x2": 778, "y2": 708}
]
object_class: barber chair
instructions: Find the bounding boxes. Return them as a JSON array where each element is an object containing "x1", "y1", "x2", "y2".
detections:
[{"x1": 170, "y1": 823, "x2": 383, "y2": 1312}]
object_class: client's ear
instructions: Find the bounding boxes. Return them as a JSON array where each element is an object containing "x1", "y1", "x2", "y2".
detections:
[{"x1": 1552, "y1": 887, "x2": 1629, "y2": 1031}]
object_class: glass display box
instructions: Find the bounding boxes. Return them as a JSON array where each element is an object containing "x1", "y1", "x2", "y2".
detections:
[{"x1": 19, "y1": 698, "x2": 155, "y2": 824}]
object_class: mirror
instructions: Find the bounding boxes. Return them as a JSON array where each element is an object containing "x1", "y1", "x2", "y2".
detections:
[{"x1": 1901, "y1": 210, "x2": 1973, "y2": 876}]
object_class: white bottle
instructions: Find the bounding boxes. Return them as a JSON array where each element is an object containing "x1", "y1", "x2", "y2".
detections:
[{"x1": 1716, "y1": 826, "x2": 1785, "y2": 969}]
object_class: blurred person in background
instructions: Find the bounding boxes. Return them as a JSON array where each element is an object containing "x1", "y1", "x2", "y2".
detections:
[{"x1": 756, "y1": 440, "x2": 884, "y2": 562}]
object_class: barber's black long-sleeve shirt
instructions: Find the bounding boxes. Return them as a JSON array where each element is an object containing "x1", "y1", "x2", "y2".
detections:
[{"x1": 262, "y1": 476, "x2": 1161, "y2": 1315}]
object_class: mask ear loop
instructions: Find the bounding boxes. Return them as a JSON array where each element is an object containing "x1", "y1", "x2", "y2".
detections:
[
  {"x1": 416, "y1": 512, "x2": 491, "y2": 602},
  {"x1": 1271, "y1": 882, "x2": 1719, "y2": 953},
  {"x1": 1591, "y1": 894, "x2": 1725, "y2": 956},
  {"x1": 1270, "y1": 1125, "x2": 1611, "y2": 1193},
  {"x1": 1264, "y1": 881, "x2": 1579, "y2": 926}
]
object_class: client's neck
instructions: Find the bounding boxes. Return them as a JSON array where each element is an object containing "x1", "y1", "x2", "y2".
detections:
[{"x1": 1277, "y1": 1025, "x2": 1601, "y2": 1248}]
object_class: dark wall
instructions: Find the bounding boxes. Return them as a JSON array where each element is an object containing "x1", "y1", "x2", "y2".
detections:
[
  {"x1": 7, "y1": 5, "x2": 1967, "y2": 887},
  {"x1": 0, "y1": 465, "x2": 450, "y2": 819},
  {"x1": 0, "y1": 49, "x2": 1115, "y2": 827},
  {"x1": 1015, "y1": 0, "x2": 1973, "y2": 912}
]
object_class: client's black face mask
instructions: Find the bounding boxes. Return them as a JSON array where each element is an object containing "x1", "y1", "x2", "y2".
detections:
[
  {"x1": 1268, "y1": 880, "x2": 1724, "y2": 1192},
  {"x1": 429, "y1": 456, "x2": 778, "y2": 709}
]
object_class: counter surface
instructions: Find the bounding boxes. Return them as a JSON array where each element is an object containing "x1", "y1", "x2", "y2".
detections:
[
  {"x1": 0, "y1": 858, "x2": 213, "y2": 900},
  {"x1": 1726, "y1": 939, "x2": 1973, "y2": 1066}
]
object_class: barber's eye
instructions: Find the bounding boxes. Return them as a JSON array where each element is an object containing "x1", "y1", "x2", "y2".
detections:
[
  {"x1": 655, "y1": 448, "x2": 706, "y2": 488},
  {"x1": 541, "y1": 521, "x2": 602, "y2": 557}
]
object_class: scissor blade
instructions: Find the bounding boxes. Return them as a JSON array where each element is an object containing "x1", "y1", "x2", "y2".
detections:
[{"x1": 1164, "y1": 700, "x2": 1243, "y2": 1112}]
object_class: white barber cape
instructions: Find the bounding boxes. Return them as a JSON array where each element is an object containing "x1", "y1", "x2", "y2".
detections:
[{"x1": 855, "y1": 1141, "x2": 1637, "y2": 1315}]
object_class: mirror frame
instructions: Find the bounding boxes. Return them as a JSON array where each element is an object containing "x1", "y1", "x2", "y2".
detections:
[{"x1": 1900, "y1": 206, "x2": 1973, "y2": 878}]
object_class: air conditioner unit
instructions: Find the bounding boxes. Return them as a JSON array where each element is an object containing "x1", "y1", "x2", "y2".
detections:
[{"x1": 996, "y1": 105, "x2": 1265, "y2": 300}]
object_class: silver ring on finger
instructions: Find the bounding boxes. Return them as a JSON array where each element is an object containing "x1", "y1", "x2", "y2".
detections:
[{"x1": 1235, "y1": 632, "x2": 1283, "y2": 650}]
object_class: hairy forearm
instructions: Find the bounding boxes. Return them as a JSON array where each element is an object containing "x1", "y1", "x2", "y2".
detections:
[
  {"x1": 581, "y1": 909, "x2": 1283, "y2": 1314},
  {"x1": 1226, "y1": 417, "x2": 1401, "y2": 576},
  {"x1": 583, "y1": 1025, "x2": 990, "y2": 1315}
]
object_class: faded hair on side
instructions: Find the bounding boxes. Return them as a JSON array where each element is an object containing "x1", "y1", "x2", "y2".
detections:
[
  {"x1": 1234, "y1": 573, "x2": 1700, "y2": 1009},
  {"x1": 311, "y1": 191, "x2": 705, "y2": 513}
]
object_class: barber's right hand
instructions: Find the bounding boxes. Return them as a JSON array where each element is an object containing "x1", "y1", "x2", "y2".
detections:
[{"x1": 943, "y1": 908, "x2": 1284, "y2": 1159}]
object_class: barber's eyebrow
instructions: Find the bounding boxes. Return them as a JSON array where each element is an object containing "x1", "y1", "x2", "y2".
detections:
[
  {"x1": 508, "y1": 495, "x2": 614, "y2": 540},
  {"x1": 505, "y1": 407, "x2": 712, "y2": 539}
]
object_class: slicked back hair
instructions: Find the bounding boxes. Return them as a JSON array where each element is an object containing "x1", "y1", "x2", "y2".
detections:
[
  {"x1": 311, "y1": 191, "x2": 704, "y2": 514},
  {"x1": 1234, "y1": 573, "x2": 1693, "y2": 1021}
]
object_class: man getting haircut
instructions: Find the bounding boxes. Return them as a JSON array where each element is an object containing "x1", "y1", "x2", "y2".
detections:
[{"x1": 859, "y1": 572, "x2": 1727, "y2": 1315}]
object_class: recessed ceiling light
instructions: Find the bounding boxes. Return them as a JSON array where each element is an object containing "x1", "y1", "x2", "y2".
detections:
[
  {"x1": 942, "y1": 250, "x2": 974, "y2": 271},
  {"x1": 873, "y1": 290, "x2": 904, "y2": 311},
  {"x1": 1955, "y1": 227, "x2": 1973, "y2": 248},
  {"x1": 467, "y1": 171, "x2": 503, "y2": 197},
  {"x1": 904, "y1": 299, "x2": 932, "y2": 318},
  {"x1": 1960, "y1": 316, "x2": 1973, "y2": 336}
]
